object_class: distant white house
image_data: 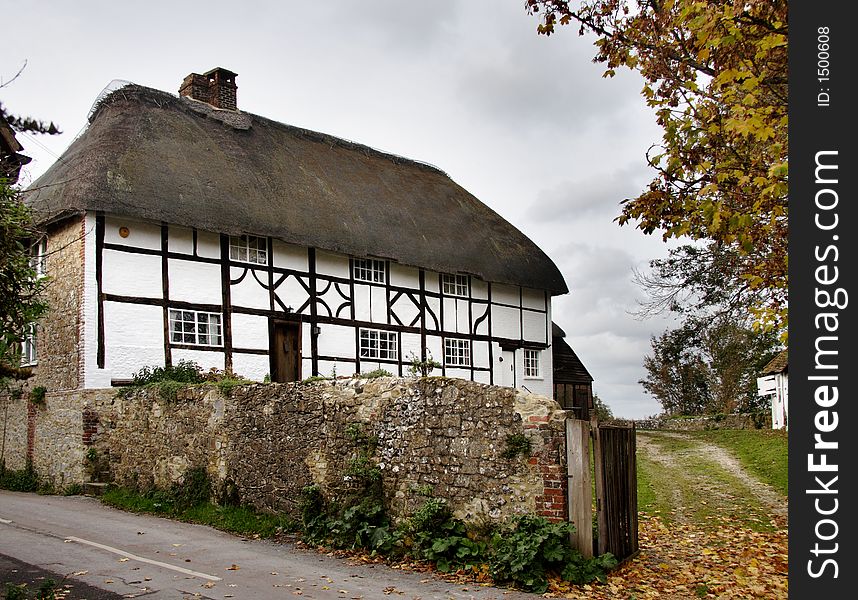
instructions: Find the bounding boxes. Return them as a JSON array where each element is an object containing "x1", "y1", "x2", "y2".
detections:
[{"x1": 757, "y1": 350, "x2": 788, "y2": 430}]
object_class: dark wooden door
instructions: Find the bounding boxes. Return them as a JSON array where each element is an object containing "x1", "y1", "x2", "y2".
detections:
[{"x1": 271, "y1": 322, "x2": 301, "y2": 383}]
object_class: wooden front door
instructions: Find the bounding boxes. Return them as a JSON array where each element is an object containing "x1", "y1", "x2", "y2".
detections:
[{"x1": 271, "y1": 321, "x2": 301, "y2": 383}]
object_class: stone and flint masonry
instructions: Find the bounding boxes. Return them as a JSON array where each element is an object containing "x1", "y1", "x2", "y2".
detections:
[{"x1": 22, "y1": 67, "x2": 573, "y2": 397}]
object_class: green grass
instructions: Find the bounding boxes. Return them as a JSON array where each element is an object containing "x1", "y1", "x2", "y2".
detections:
[
  {"x1": 635, "y1": 429, "x2": 787, "y2": 531},
  {"x1": 101, "y1": 487, "x2": 297, "y2": 538},
  {"x1": 688, "y1": 429, "x2": 787, "y2": 496}
]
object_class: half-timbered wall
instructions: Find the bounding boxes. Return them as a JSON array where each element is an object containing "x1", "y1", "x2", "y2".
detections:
[{"x1": 80, "y1": 212, "x2": 554, "y2": 396}]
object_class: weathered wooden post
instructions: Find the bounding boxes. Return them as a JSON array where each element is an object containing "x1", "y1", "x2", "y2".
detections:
[{"x1": 565, "y1": 418, "x2": 593, "y2": 557}]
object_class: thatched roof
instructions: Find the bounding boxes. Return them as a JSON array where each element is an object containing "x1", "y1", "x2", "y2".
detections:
[
  {"x1": 24, "y1": 84, "x2": 567, "y2": 294},
  {"x1": 761, "y1": 349, "x2": 787, "y2": 375}
]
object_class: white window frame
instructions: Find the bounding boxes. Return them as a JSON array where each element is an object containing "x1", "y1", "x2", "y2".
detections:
[
  {"x1": 353, "y1": 258, "x2": 386, "y2": 284},
  {"x1": 21, "y1": 324, "x2": 37, "y2": 366},
  {"x1": 441, "y1": 273, "x2": 469, "y2": 298},
  {"x1": 29, "y1": 237, "x2": 47, "y2": 278},
  {"x1": 444, "y1": 338, "x2": 471, "y2": 367},
  {"x1": 359, "y1": 328, "x2": 398, "y2": 360},
  {"x1": 524, "y1": 349, "x2": 542, "y2": 379},
  {"x1": 169, "y1": 309, "x2": 223, "y2": 347},
  {"x1": 229, "y1": 234, "x2": 268, "y2": 265}
]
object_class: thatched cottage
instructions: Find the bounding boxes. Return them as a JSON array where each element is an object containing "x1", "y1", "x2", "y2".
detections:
[{"x1": 23, "y1": 67, "x2": 583, "y2": 400}]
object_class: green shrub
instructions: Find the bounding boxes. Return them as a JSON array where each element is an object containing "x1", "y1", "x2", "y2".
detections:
[
  {"x1": 490, "y1": 515, "x2": 616, "y2": 593},
  {"x1": 132, "y1": 360, "x2": 205, "y2": 385},
  {"x1": 407, "y1": 496, "x2": 487, "y2": 572},
  {"x1": 406, "y1": 351, "x2": 441, "y2": 377},
  {"x1": 502, "y1": 433, "x2": 532, "y2": 460},
  {"x1": 0, "y1": 462, "x2": 40, "y2": 492},
  {"x1": 30, "y1": 385, "x2": 47, "y2": 406},
  {"x1": 360, "y1": 369, "x2": 393, "y2": 379}
]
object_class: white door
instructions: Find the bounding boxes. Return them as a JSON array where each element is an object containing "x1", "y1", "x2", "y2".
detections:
[{"x1": 499, "y1": 349, "x2": 515, "y2": 388}]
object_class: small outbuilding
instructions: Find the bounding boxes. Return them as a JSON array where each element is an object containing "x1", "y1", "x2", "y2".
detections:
[{"x1": 757, "y1": 349, "x2": 788, "y2": 430}]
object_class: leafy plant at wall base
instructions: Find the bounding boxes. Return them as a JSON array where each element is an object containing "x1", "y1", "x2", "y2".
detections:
[
  {"x1": 407, "y1": 496, "x2": 488, "y2": 573},
  {"x1": 502, "y1": 433, "x2": 532, "y2": 459},
  {"x1": 0, "y1": 460, "x2": 39, "y2": 492}
]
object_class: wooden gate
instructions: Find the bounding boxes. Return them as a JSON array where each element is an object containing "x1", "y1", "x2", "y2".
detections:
[
  {"x1": 593, "y1": 423, "x2": 639, "y2": 559},
  {"x1": 565, "y1": 419, "x2": 638, "y2": 561}
]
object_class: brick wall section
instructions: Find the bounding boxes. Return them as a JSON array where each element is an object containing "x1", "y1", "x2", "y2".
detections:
[
  {"x1": 29, "y1": 216, "x2": 85, "y2": 391},
  {"x1": 0, "y1": 378, "x2": 573, "y2": 524}
]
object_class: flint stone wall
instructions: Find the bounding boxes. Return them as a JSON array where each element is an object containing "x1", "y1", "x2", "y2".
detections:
[
  {"x1": 634, "y1": 412, "x2": 771, "y2": 431},
  {"x1": 2, "y1": 377, "x2": 570, "y2": 524}
]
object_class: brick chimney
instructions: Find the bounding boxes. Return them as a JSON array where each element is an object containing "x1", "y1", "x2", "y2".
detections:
[{"x1": 179, "y1": 67, "x2": 238, "y2": 111}]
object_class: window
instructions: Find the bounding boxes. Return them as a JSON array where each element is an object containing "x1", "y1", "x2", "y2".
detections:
[
  {"x1": 442, "y1": 273, "x2": 469, "y2": 297},
  {"x1": 444, "y1": 338, "x2": 470, "y2": 367},
  {"x1": 524, "y1": 349, "x2": 541, "y2": 378},
  {"x1": 21, "y1": 324, "x2": 37, "y2": 366},
  {"x1": 169, "y1": 309, "x2": 223, "y2": 346},
  {"x1": 29, "y1": 237, "x2": 47, "y2": 278},
  {"x1": 353, "y1": 258, "x2": 386, "y2": 283},
  {"x1": 359, "y1": 328, "x2": 397, "y2": 360},
  {"x1": 229, "y1": 234, "x2": 268, "y2": 265}
]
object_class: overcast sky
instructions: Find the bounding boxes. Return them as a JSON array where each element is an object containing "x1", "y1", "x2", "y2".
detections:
[{"x1": 4, "y1": 0, "x2": 682, "y2": 418}]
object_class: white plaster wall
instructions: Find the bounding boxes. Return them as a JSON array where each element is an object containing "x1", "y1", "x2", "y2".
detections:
[
  {"x1": 273, "y1": 240, "x2": 308, "y2": 271},
  {"x1": 519, "y1": 349, "x2": 552, "y2": 398},
  {"x1": 196, "y1": 230, "x2": 221, "y2": 259},
  {"x1": 425, "y1": 296, "x2": 441, "y2": 331},
  {"x1": 317, "y1": 282, "x2": 349, "y2": 319},
  {"x1": 168, "y1": 225, "x2": 194, "y2": 255},
  {"x1": 104, "y1": 216, "x2": 161, "y2": 250},
  {"x1": 424, "y1": 335, "x2": 443, "y2": 368},
  {"x1": 522, "y1": 288, "x2": 546, "y2": 311},
  {"x1": 277, "y1": 275, "x2": 310, "y2": 313},
  {"x1": 102, "y1": 250, "x2": 162, "y2": 299},
  {"x1": 230, "y1": 267, "x2": 270, "y2": 310},
  {"x1": 232, "y1": 353, "x2": 269, "y2": 381},
  {"x1": 317, "y1": 359, "x2": 350, "y2": 378},
  {"x1": 172, "y1": 348, "x2": 225, "y2": 372},
  {"x1": 371, "y1": 286, "x2": 387, "y2": 323},
  {"x1": 390, "y1": 263, "x2": 419, "y2": 288},
  {"x1": 103, "y1": 302, "x2": 165, "y2": 379},
  {"x1": 400, "y1": 332, "x2": 422, "y2": 364},
  {"x1": 83, "y1": 213, "x2": 110, "y2": 388},
  {"x1": 471, "y1": 278, "x2": 488, "y2": 300},
  {"x1": 424, "y1": 271, "x2": 439, "y2": 293},
  {"x1": 473, "y1": 370, "x2": 491, "y2": 385},
  {"x1": 169, "y1": 259, "x2": 222, "y2": 305},
  {"x1": 446, "y1": 367, "x2": 471, "y2": 380},
  {"x1": 491, "y1": 305, "x2": 521, "y2": 340},
  {"x1": 492, "y1": 283, "x2": 519, "y2": 306},
  {"x1": 472, "y1": 340, "x2": 490, "y2": 369},
  {"x1": 391, "y1": 293, "x2": 420, "y2": 328},
  {"x1": 316, "y1": 251, "x2": 350, "y2": 278},
  {"x1": 473, "y1": 304, "x2": 490, "y2": 336},
  {"x1": 317, "y1": 324, "x2": 355, "y2": 358},
  {"x1": 231, "y1": 313, "x2": 269, "y2": 350},
  {"x1": 522, "y1": 311, "x2": 548, "y2": 344}
]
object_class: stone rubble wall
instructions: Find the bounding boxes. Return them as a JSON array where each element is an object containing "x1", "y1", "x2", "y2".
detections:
[
  {"x1": 633, "y1": 412, "x2": 772, "y2": 431},
  {"x1": 0, "y1": 378, "x2": 571, "y2": 524}
]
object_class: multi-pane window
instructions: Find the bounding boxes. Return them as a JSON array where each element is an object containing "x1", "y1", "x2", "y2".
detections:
[
  {"x1": 229, "y1": 234, "x2": 268, "y2": 265},
  {"x1": 21, "y1": 324, "x2": 37, "y2": 366},
  {"x1": 524, "y1": 349, "x2": 541, "y2": 378},
  {"x1": 29, "y1": 237, "x2": 47, "y2": 278},
  {"x1": 442, "y1": 273, "x2": 469, "y2": 297},
  {"x1": 444, "y1": 338, "x2": 471, "y2": 367},
  {"x1": 359, "y1": 328, "x2": 397, "y2": 360},
  {"x1": 169, "y1": 309, "x2": 223, "y2": 346},
  {"x1": 353, "y1": 258, "x2": 386, "y2": 283}
]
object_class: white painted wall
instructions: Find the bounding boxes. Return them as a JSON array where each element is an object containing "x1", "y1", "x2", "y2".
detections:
[
  {"x1": 169, "y1": 259, "x2": 221, "y2": 305},
  {"x1": 82, "y1": 214, "x2": 559, "y2": 394}
]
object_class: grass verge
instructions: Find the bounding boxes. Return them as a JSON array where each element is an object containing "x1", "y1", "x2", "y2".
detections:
[{"x1": 100, "y1": 486, "x2": 297, "y2": 539}]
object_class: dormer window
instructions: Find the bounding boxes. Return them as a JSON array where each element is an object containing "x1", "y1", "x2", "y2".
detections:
[
  {"x1": 229, "y1": 234, "x2": 268, "y2": 265},
  {"x1": 441, "y1": 273, "x2": 468, "y2": 297},
  {"x1": 353, "y1": 258, "x2": 386, "y2": 283}
]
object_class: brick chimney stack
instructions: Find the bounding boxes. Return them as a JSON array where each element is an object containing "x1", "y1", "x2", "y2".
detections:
[{"x1": 179, "y1": 67, "x2": 238, "y2": 111}]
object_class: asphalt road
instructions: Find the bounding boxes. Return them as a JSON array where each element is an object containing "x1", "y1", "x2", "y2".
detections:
[{"x1": 0, "y1": 491, "x2": 534, "y2": 600}]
